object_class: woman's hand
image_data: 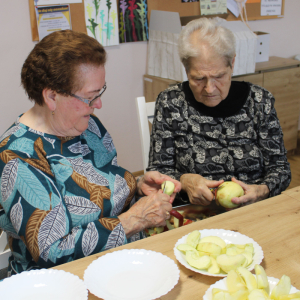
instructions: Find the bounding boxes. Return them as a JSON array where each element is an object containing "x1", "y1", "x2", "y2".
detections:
[
  {"x1": 180, "y1": 174, "x2": 223, "y2": 206},
  {"x1": 137, "y1": 171, "x2": 181, "y2": 203},
  {"x1": 230, "y1": 178, "x2": 270, "y2": 206},
  {"x1": 118, "y1": 190, "x2": 172, "y2": 237}
]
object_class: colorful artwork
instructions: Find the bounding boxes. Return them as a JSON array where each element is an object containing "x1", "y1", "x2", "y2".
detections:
[
  {"x1": 84, "y1": 0, "x2": 119, "y2": 46},
  {"x1": 119, "y1": 0, "x2": 149, "y2": 43}
]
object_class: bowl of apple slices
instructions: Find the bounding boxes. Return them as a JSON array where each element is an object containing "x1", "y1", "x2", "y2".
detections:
[
  {"x1": 174, "y1": 229, "x2": 264, "y2": 277},
  {"x1": 203, "y1": 264, "x2": 299, "y2": 300}
]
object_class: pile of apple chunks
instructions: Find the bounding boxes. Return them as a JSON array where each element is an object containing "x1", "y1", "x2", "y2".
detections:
[
  {"x1": 177, "y1": 230, "x2": 254, "y2": 275},
  {"x1": 212, "y1": 265, "x2": 299, "y2": 300}
]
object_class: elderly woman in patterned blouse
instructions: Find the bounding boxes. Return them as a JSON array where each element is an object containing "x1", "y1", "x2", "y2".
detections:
[
  {"x1": 147, "y1": 18, "x2": 291, "y2": 207},
  {"x1": 0, "y1": 30, "x2": 181, "y2": 276}
]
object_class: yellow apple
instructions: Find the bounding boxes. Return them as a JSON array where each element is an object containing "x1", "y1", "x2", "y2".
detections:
[
  {"x1": 236, "y1": 267, "x2": 257, "y2": 292},
  {"x1": 197, "y1": 242, "x2": 222, "y2": 258},
  {"x1": 185, "y1": 251, "x2": 211, "y2": 269},
  {"x1": 270, "y1": 275, "x2": 291, "y2": 300},
  {"x1": 177, "y1": 244, "x2": 198, "y2": 254},
  {"x1": 248, "y1": 289, "x2": 270, "y2": 300},
  {"x1": 208, "y1": 256, "x2": 221, "y2": 274},
  {"x1": 199, "y1": 236, "x2": 226, "y2": 249},
  {"x1": 186, "y1": 230, "x2": 200, "y2": 248},
  {"x1": 226, "y1": 270, "x2": 247, "y2": 293},
  {"x1": 241, "y1": 252, "x2": 253, "y2": 268},
  {"x1": 278, "y1": 292, "x2": 300, "y2": 299},
  {"x1": 161, "y1": 180, "x2": 175, "y2": 195},
  {"x1": 216, "y1": 254, "x2": 246, "y2": 273},
  {"x1": 215, "y1": 182, "x2": 244, "y2": 208},
  {"x1": 255, "y1": 264, "x2": 270, "y2": 294},
  {"x1": 212, "y1": 288, "x2": 233, "y2": 300}
]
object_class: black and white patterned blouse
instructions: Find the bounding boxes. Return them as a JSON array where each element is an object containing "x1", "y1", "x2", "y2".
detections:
[{"x1": 147, "y1": 81, "x2": 291, "y2": 200}]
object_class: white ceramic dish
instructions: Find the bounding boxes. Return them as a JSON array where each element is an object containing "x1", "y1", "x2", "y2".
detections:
[
  {"x1": 0, "y1": 269, "x2": 88, "y2": 300},
  {"x1": 203, "y1": 276, "x2": 300, "y2": 299},
  {"x1": 174, "y1": 229, "x2": 264, "y2": 277},
  {"x1": 84, "y1": 249, "x2": 180, "y2": 300}
]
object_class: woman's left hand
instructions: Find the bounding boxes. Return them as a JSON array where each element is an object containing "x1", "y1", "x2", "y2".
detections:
[
  {"x1": 137, "y1": 171, "x2": 181, "y2": 203},
  {"x1": 230, "y1": 178, "x2": 270, "y2": 206}
]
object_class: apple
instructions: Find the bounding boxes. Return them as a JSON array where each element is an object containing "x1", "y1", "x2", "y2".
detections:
[
  {"x1": 199, "y1": 236, "x2": 226, "y2": 250},
  {"x1": 236, "y1": 266, "x2": 257, "y2": 292},
  {"x1": 161, "y1": 180, "x2": 175, "y2": 195},
  {"x1": 208, "y1": 256, "x2": 221, "y2": 274},
  {"x1": 197, "y1": 242, "x2": 222, "y2": 258},
  {"x1": 176, "y1": 244, "x2": 198, "y2": 254},
  {"x1": 226, "y1": 270, "x2": 247, "y2": 293},
  {"x1": 185, "y1": 251, "x2": 211, "y2": 270},
  {"x1": 186, "y1": 230, "x2": 200, "y2": 248},
  {"x1": 278, "y1": 291, "x2": 300, "y2": 299},
  {"x1": 270, "y1": 275, "x2": 291, "y2": 300},
  {"x1": 255, "y1": 264, "x2": 269, "y2": 294},
  {"x1": 248, "y1": 289, "x2": 270, "y2": 300},
  {"x1": 216, "y1": 254, "x2": 246, "y2": 273},
  {"x1": 215, "y1": 181, "x2": 244, "y2": 208}
]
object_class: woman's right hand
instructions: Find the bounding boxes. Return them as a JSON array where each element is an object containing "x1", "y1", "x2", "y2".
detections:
[
  {"x1": 180, "y1": 174, "x2": 224, "y2": 206},
  {"x1": 118, "y1": 190, "x2": 172, "y2": 237}
]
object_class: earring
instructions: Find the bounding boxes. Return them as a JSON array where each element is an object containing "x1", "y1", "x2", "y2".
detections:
[{"x1": 52, "y1": 111, "x2": 55, "y2": 116}]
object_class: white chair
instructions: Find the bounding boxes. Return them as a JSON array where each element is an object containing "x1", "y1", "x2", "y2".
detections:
[
  {"x1": 135, "y1": 97, "x2": 156, "y2": 173},
  {"x1": 0, "y1": 231, "x2": 10, "y2": 272}
]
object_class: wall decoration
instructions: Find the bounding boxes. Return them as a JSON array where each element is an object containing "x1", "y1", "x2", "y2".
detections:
[
  {"x1": 182, "y1": 0, "x2": 199, "y2": 2},
  {"x1": 84, "y1": 0, "x2": 119, "y2": 46},
  {"x1": 119, "y1": 0, "x2": 149, "y2": 43}
]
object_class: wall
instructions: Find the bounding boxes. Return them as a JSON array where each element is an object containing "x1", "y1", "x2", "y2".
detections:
[{"x1": 0, "y1": 0, "x2": 299, "y2": 173}]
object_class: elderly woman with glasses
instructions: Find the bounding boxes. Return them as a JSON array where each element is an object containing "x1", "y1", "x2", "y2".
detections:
[
  {"x1": 147, "y1": 18, "x2": 291, "y2": 207},
  {"x1": 0, "y1": 30, "x2": 180, "y2": 276}
]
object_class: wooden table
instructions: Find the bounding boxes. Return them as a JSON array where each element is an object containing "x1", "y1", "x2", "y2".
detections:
[{"x1": 53, "y1": 191, "x2": 300, "y2": 299}]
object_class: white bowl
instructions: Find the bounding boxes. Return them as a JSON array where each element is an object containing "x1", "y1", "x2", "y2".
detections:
[
  {"x1": 84, "y1": 249, "x2": 180, "y2": 300},
  {"x1": 174, "y1": 229, "x2": 264, "y2": 277},
  {"x1": 0, "y1": 269, "x2": 88, "y2": 300},
  {"x1": 203, "y1": 276, "x2": 300, "y2": 299}
]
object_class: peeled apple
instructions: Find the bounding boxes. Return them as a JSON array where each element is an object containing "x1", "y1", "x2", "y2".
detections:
[
  {"x1": 161, "y1": 181, "x2": 175, "y2": 195},
  {"x1": 215, "y1": 182, "x2": 244, "y2": 208}
]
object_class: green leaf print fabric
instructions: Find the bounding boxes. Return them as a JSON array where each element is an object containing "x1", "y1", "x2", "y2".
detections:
[{"x1": 0, "y1": 115, "x2": 139, "y2": 275}]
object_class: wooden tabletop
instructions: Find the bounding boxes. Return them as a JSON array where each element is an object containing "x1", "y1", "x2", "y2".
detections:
[{"x1": 53, "y1": 191, "x2": 300, "y2": 299}]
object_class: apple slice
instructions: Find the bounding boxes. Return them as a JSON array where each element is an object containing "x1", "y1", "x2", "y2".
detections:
[
  {"x1": 199, "y1": 236, "x2": 226, "y2": 250},
  {"x1": 236, "y1": 267, "x2": 257, "y2": 292},
  {"x1": 278, "y1": 291, "x2": 300, "y2": 299},
  {"x1": 208, "y1": 256, "x2": 221, "y2": 274},
  {"x1": 186, "y1": 230, "x2": 200, "y2": 248},
  {"x1": 185, "y1": 251, "x2": 211, "y2": 270},
  {"x1": 226, "y1": 270, "x2": 247, "y2": 294},
  {"x1": 248, "y1": 289, "x2": 270, "y2": 300},
  {"x1": 197, "y1": 242, "x2": 222, "y2": 258},
  {"x1": 270, "y1": 275, "x2": 291, "y2": 300},
  {"x1": 255, "y1": 264, "x2": 270, "y2": 294},
  {"x1": 216, "y1": 254, "x2": 246, "y2": 273},
  {"x1": 177, "y1": 244, "x2": 198, "y2": 254}
]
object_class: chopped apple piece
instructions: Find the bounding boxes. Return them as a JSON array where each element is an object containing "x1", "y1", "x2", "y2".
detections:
[
  {"x1": 185, "y1": 251, "x2": 211, "y2": 270},
  {"x1": 248, "y1": 289, "x2": 271, "y2": 300},
  {"x1": 236, "y1": 267, "x2": 257, "y2": 292},
  {"x1": 278, "y1": 291, "x2": 300, "y2": 299},
  {"x1": 230, "y1": 289, "x2": 249, "y2": 300},
  {"x1": 241, "y1": 252, "x2": 253, "y2": 268},
  {"x1": 199, "y1": 236, "x2": 226, "y2": 249},
  {"x1": 270, "y1": 275, "x2": 291, "y2": 300},
  {"x1": 208, "y1": 256, "x2": 221, "y2": 274},
  {"x1": 197, "y1": 242, "x2": 222, "y2": 258},
  {"x1": 226, "y1": 270, "x2": 247, "y2": 293},
  {"x1": 255, "y1": 264, "x2": 270, "y2": 294},
  {"x1": 177, "y1": 244, "x2": 198, "y2": 254},
  {"x1": 216, "y1": 254, "x2": 246, "y2": 273},
  {"x1": 186, "y1": 230, "x2": 200, "y2": 248},
  {"x1": 212, "y1": 288, "x2": 233, "y2": 300}
]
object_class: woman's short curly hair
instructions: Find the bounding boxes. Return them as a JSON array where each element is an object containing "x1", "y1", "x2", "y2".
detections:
[
  {"x1": 178, "y1": 18, "x2": 236, "y2": 72},
  {"x1": 21, "y1": 30, "x2": 107, "y2": 106}
]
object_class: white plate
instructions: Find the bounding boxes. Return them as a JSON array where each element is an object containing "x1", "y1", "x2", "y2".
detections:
[
  {"x1": 0, "y1": 269, "x2": 88, "y2": 300},
  {"x1": 174, "y1": 229, "x2": 264, "y2": 277},
  {"x1": 84, "y1": 249, "x2": 180, "y2": 300},
  {"x1": 203, "y1": 276, "x2": 300, "y2": 299}
]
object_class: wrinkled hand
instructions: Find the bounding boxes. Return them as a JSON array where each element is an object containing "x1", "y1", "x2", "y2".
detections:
[
  {"x1": 137, "y1": 171, "x2": 181, "y2": 203},
  {"x1": 180, "y1": 174, "x2": 223, "y2": 206},
  {"x1": 230, "y1": 178, "x2": 269, "y2": 206},
  {"x1": 119, "y1": 190, "x2": 172, "y2": 237}
]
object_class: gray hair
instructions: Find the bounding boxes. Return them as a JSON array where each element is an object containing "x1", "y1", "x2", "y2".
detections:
[{"x1": 178, "y1": 18, "x2": 236, "y2": 71}]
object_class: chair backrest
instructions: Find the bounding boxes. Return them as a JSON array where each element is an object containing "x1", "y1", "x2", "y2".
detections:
[
  {"x1": 135, "y1": 97, "x2": 156, "y2": 173},
  {"x1": 0, "y1": 231, "x2": 10, "y2": 271}
]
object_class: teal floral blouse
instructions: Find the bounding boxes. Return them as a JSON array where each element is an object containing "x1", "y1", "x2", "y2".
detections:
[{"x1": 0, "y1": 115, "x2": 140, "y2": 275}]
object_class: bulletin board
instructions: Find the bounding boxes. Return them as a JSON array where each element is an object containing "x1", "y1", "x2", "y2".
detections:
[{"x1": 29, "y1": 0, "x2": 285, "y2": 41}]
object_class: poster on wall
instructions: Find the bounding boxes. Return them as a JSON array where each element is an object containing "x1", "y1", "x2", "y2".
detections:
[
  {"x1": 36, "y1": 5, "x2": 71, "y2": 41},
  {"x1": 118, "y1": 0, "x2": 149, "y2": 43},
  {"x1": 261, "y1": 0, "x2": 282, "y2": 16},
  {"x1": 84, "y1": 0, "x2": 119, "y2": 47},
  {"x1": 34, "y1": 0, "x2": 82, "y2": 4},
  {"x1": 200, "y1": 0, "x2": 227, "y2": 15}
]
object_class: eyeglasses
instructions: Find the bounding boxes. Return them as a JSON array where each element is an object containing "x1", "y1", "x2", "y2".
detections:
[{"x1": 62, "y1": 83, "x2": 107, "y2": 107}]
